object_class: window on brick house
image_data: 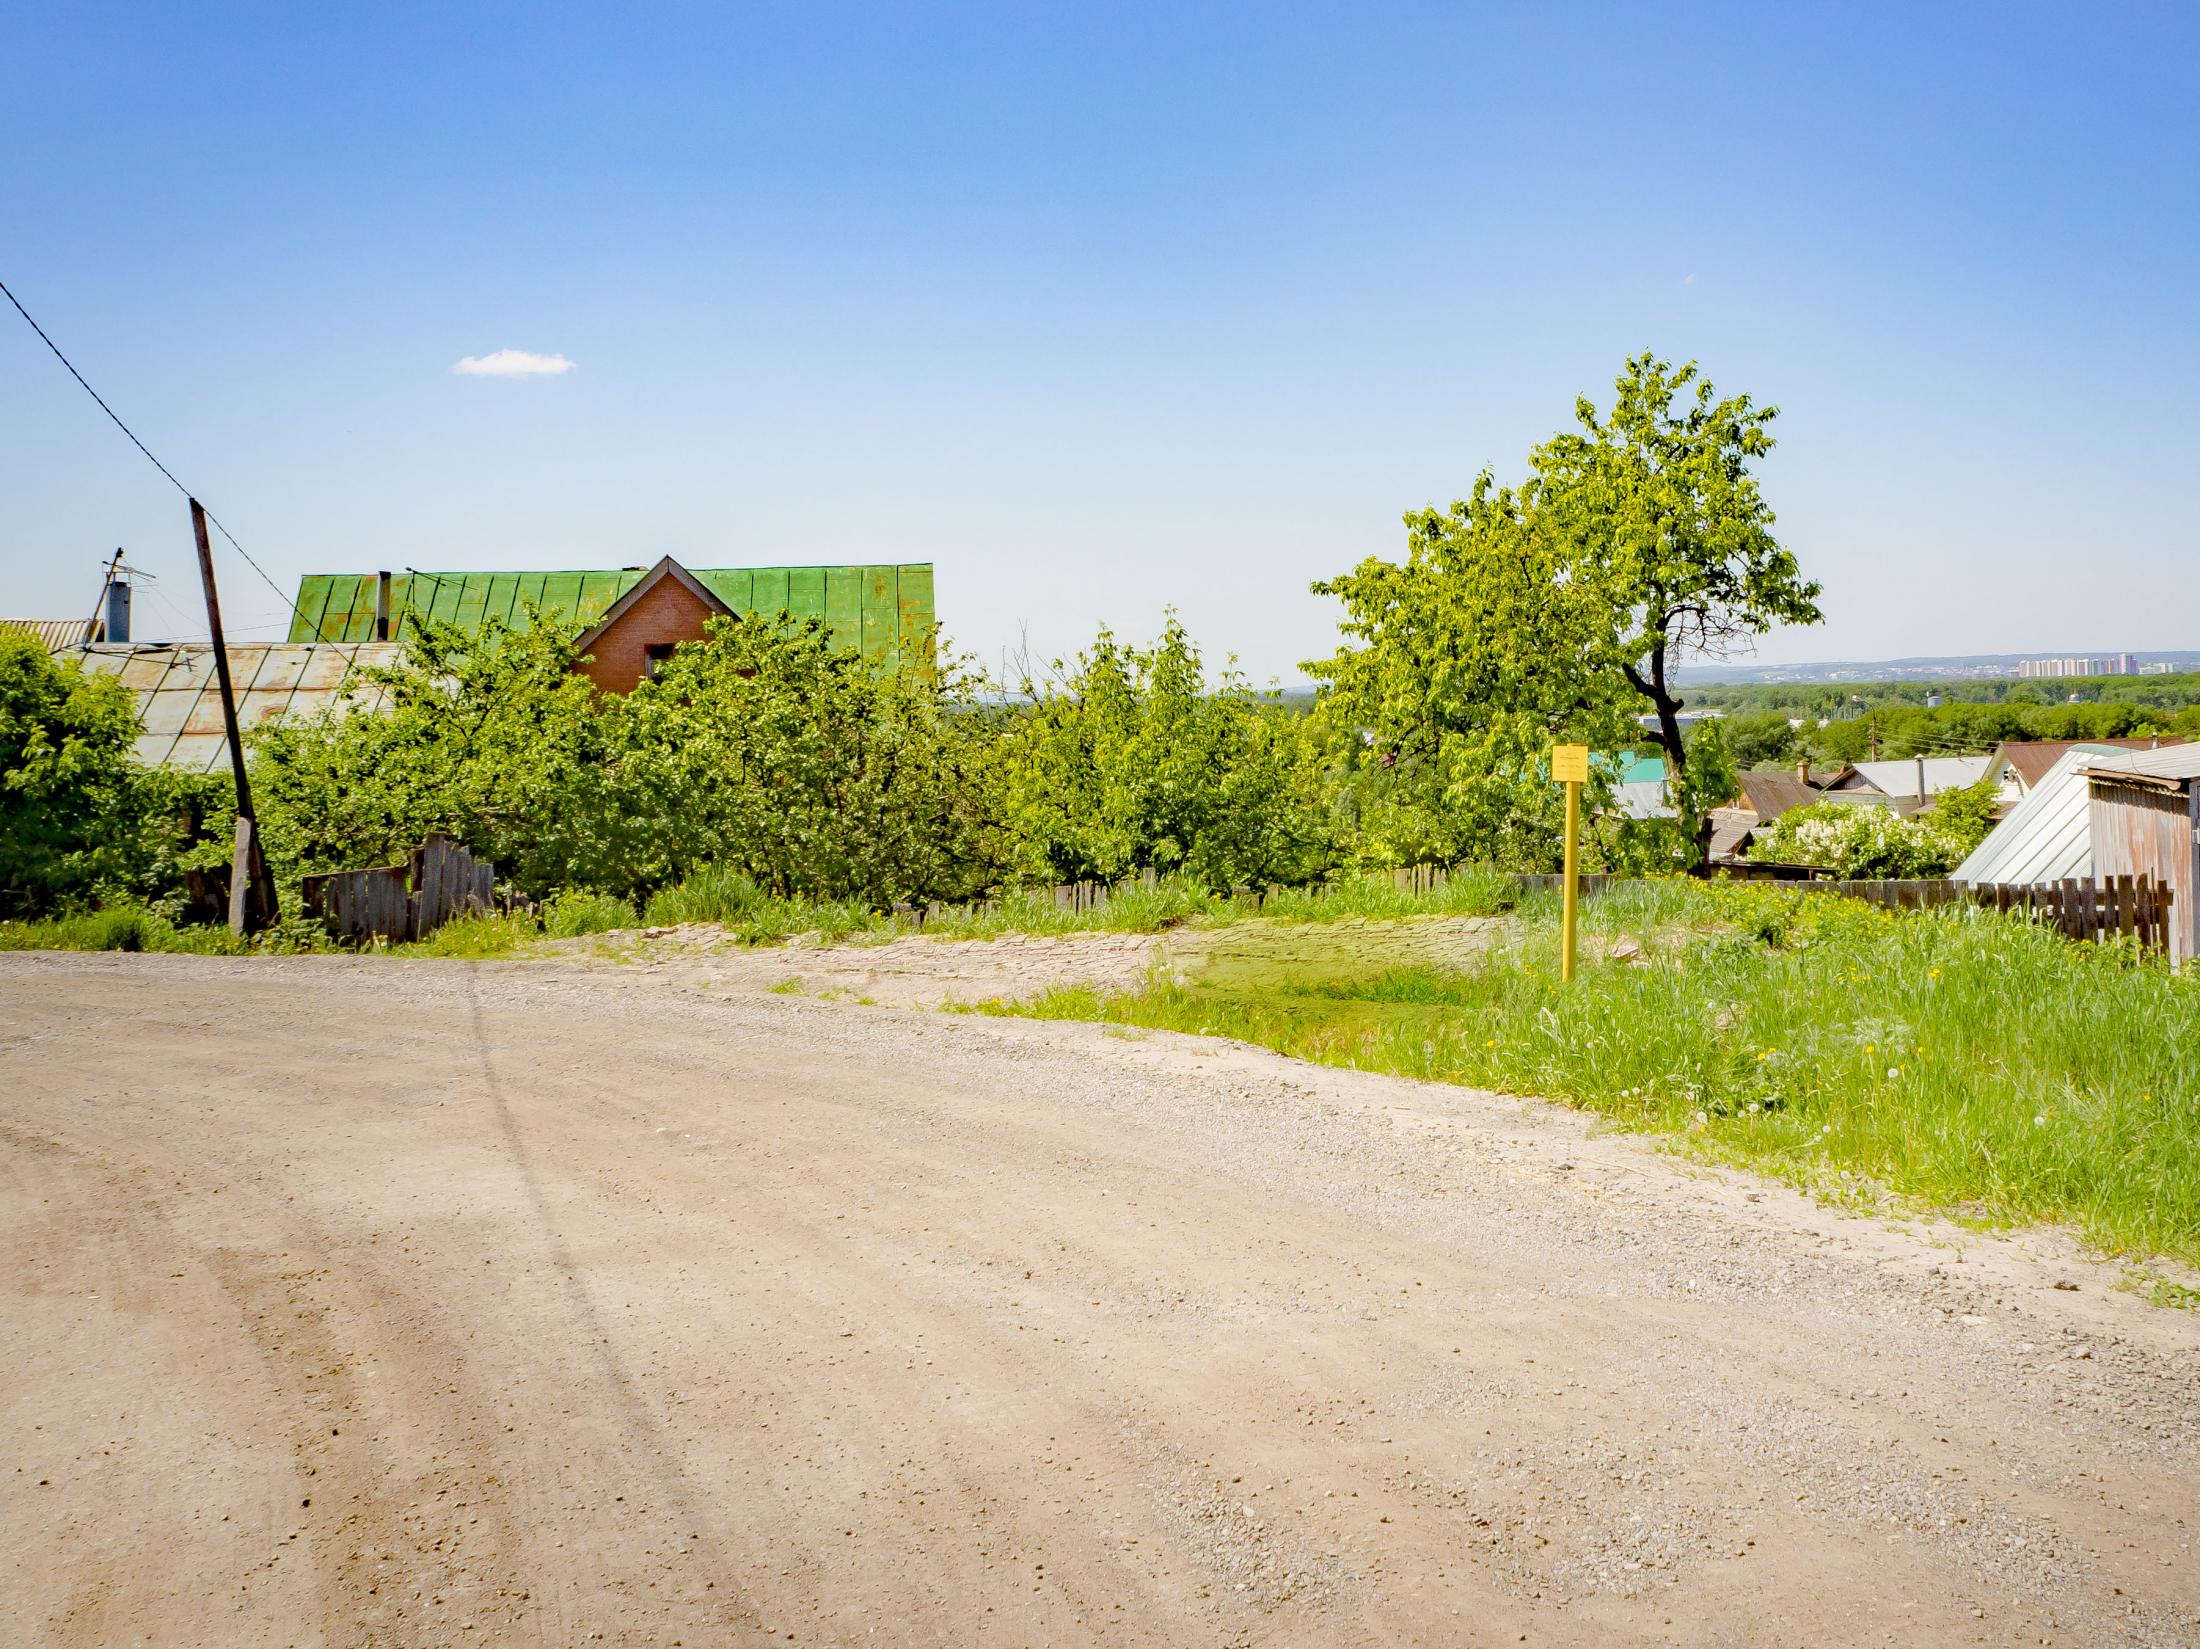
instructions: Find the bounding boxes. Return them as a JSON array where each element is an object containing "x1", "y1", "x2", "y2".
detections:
[{"x1": 644, "y1": 642, "x2": 677, "y2": 680}]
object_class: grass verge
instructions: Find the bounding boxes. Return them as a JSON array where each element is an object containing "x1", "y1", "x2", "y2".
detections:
[{"x1": 969, "y1": 878, "x2": 2200, "y2": 1272}]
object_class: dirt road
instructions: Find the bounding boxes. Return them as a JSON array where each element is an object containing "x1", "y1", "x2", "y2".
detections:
[{"x1": 3, "y1": 951, "x2": 2195, "y2": 1647}]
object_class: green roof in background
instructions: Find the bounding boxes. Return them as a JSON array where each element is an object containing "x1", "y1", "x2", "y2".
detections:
[{"x1": 287, "y1": 564, "x2": 935, "y2": 668}]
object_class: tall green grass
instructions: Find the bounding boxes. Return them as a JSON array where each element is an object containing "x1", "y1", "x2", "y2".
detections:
[
  {"x1": 978, "y1": 879, "x2": 2200, "y2": 1268},
  {"x1": 0, "y1": 904, "x2": 249, "y2": 955},
  {"x1": 540, "y1": 888, "x2": 638, "y2": 938},
  {"x1": 641, "y1": 867, "x2": 889, "y2": 944}
]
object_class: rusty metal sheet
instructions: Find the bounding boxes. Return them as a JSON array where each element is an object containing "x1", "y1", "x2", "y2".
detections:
[
  {"x1": 5, "y1": 617, "x2": 105, "y2": 650},
  {"x1": 75, "y1": 642, "x2": 404, "y2": 771}
]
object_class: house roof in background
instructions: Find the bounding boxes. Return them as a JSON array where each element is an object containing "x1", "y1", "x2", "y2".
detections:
[
  {"x1": 3, "y1": 616, "x2": 105, "y2": 650},
  {"x1": 71, "y1": 642, "x2": 401, "y2": 772},
  {"x1": 1610, "y1": 750, "x2": 1666, "y2": 785},
  {"x1": 287, "y1": 562, "x2": 935, "y2": 668},
  {"x1": 1707, "y1": 807, "x2": 1762, "y2": 861},
  {"x1": 1850, "y1": 755, "x2": 1994, "y2": 799},
  {"x1": 1955, "y1": 744, "x2": 2200, "y2": 887},
  {"x1": 572, "y1": 556, "x2": 734, "y2": 653},
  {"x1": 1734, "y1": 771, "x2": 1823, "y2": 820},
  {"x1": 1992, "y1": 737, "x2": 2186, "y2": 790}
]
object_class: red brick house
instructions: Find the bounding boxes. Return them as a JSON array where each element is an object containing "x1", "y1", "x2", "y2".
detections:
[{"x1": 571, "y1": 557, "x2": 736, "y2": 694}]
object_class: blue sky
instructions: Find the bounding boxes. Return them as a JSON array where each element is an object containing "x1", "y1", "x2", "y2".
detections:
[{"x1": 4, "y1": 2, "x2": 2195, "y2": 681}]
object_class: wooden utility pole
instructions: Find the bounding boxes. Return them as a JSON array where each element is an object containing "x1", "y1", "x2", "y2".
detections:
[
  {"x1": 82, "y1": 548, "x2": 124, "y2": 646},
  {"x1": 189, "y1": 498, "x2": 279, "y2": 934}
]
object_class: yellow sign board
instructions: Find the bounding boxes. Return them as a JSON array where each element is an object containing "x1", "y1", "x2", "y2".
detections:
[{"x1": 1551, "y1": 743, "x2": 1590, "y2": 785}]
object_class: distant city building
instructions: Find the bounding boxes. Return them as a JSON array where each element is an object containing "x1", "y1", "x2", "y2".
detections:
[{"x1": 2017, "y1": 653, "x2": 2138, "y2": 678}]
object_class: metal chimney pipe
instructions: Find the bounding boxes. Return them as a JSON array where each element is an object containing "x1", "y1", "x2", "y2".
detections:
[
  {"x1": 103, "y1": 576, "x2": 131, "y2": 644},
  {"x1": 375, "y1": 571, "x2": 392, "y2": 640}
]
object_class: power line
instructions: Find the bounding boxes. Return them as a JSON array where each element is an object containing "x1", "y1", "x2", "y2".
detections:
[{"x1": 0, "y1": 274, "x2": 312, "y2": 638}]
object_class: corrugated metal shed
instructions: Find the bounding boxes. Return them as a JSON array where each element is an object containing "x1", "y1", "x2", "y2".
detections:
[
  {"x1": 4, "y1": 616, "x2": 106, "y2": 650},
  {"x1": 1989, "y1": 737, "x2": 2185, "y2": 795},
  {"x1": 72, "y1": 641, "x2": 402, "y2": 772},
  {"x1": 1954, "y1": 743, "x2": 2200, "y2": 886},
  {"x1": 2088, "y1": 765, "x2": 2199, "y2": 966},
  {"x1": 287, "y1": 563, "x2": 935, "y2": 668},
  {"x1": 1850, "y1": 756, "x2": 1993, "y2": 799}
]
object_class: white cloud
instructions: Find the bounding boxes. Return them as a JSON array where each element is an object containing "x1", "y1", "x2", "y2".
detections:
[{"x1": 451, "y1": 348, "x2": 576, "y2": 378}]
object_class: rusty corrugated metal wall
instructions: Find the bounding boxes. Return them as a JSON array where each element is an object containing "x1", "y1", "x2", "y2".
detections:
[{"x1": 2089, "y1": 775, "x2": 2199, "y2": 967}]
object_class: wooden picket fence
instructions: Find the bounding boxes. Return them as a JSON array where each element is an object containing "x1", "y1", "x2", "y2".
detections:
[{"x1": 301, "y1": 833, "x2": 496, "y2": 944}]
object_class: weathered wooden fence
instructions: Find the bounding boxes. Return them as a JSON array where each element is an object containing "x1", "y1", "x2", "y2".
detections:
[
  {"x1": 302, "y1": 833, "x2": 496, "y2": 944},
  {"x1": 905, "y1": 864, "x2": 2174, "y2": 959},
  {"x1": 1572, "y1": 869, "x2": 2175, "y2": 953}
]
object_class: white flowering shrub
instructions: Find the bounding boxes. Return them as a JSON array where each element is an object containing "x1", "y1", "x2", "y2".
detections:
[{"x1": 1748, "y1": 800, "x2": 1969, "y2": 877}]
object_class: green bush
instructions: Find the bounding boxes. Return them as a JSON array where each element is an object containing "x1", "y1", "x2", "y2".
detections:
[{"x1": 1748, "y1": 799, "x2": 1973, "y2": 876}]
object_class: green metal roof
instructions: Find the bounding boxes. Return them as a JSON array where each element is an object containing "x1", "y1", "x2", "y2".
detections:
[
  {"x1": 287, "y1": 564, "x2": 935, "y2": 668},
  {"x1": 1607, "y1": 750, "x2": 1667, "y2": 785}
]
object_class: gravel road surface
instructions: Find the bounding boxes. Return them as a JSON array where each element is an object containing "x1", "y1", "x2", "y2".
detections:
[{"x1": 3, "y1": 951, "x2": 2194, "y2": 1647}]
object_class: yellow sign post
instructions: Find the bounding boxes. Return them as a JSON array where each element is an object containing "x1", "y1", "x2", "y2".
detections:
[{"x1": 1551, "y1": 744, "x2": 1589, "y2": 981}]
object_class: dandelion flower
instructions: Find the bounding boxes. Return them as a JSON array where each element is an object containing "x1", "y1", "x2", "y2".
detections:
[{"x1": 2033, "y1": 1114, "x2": 2047, "y2": 1127}]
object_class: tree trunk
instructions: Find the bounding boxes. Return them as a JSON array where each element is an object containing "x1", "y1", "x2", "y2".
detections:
[{"x1": 1641, "y1": 641, "x2": 1714, "y2": 874}]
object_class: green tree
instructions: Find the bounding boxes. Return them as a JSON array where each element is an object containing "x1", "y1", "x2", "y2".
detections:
[
  {"x1": 561, "y1": 613, "x2": 1006, "y2": 902},
  {"x1": 1528, "y1": 353, "x2": 1822, "y2": 858},
  {"x1": 1000, "y1": 618, "x2": 1330, "y2": 887},
  {"x1": 249, "y1": 608, "x2": 606, "y2": 897},
  {"x1": 0, "y1": 632, "x2": 221, "y2": 916},
  {"x1": 1723, "y1": 711, "x2": 1804, "y2": 772},
  {"x1": 1309, "y1": 353, "x2": 1820, "y2": 868},
  {"x1": 1305, "y1": 477, "x2": 1620, "y2": 870}
]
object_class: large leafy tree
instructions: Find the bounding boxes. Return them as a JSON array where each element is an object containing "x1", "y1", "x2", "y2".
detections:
[
  {"x1": 1310, "y1": 352, "x2": 1820, "y2": 866},
  {"x1": 1530, "y1": 352, "x2": 1821, "y2": 838},
  {"x1": 1307, "y1": 477, "x2": 1629, "y2": 867}
]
